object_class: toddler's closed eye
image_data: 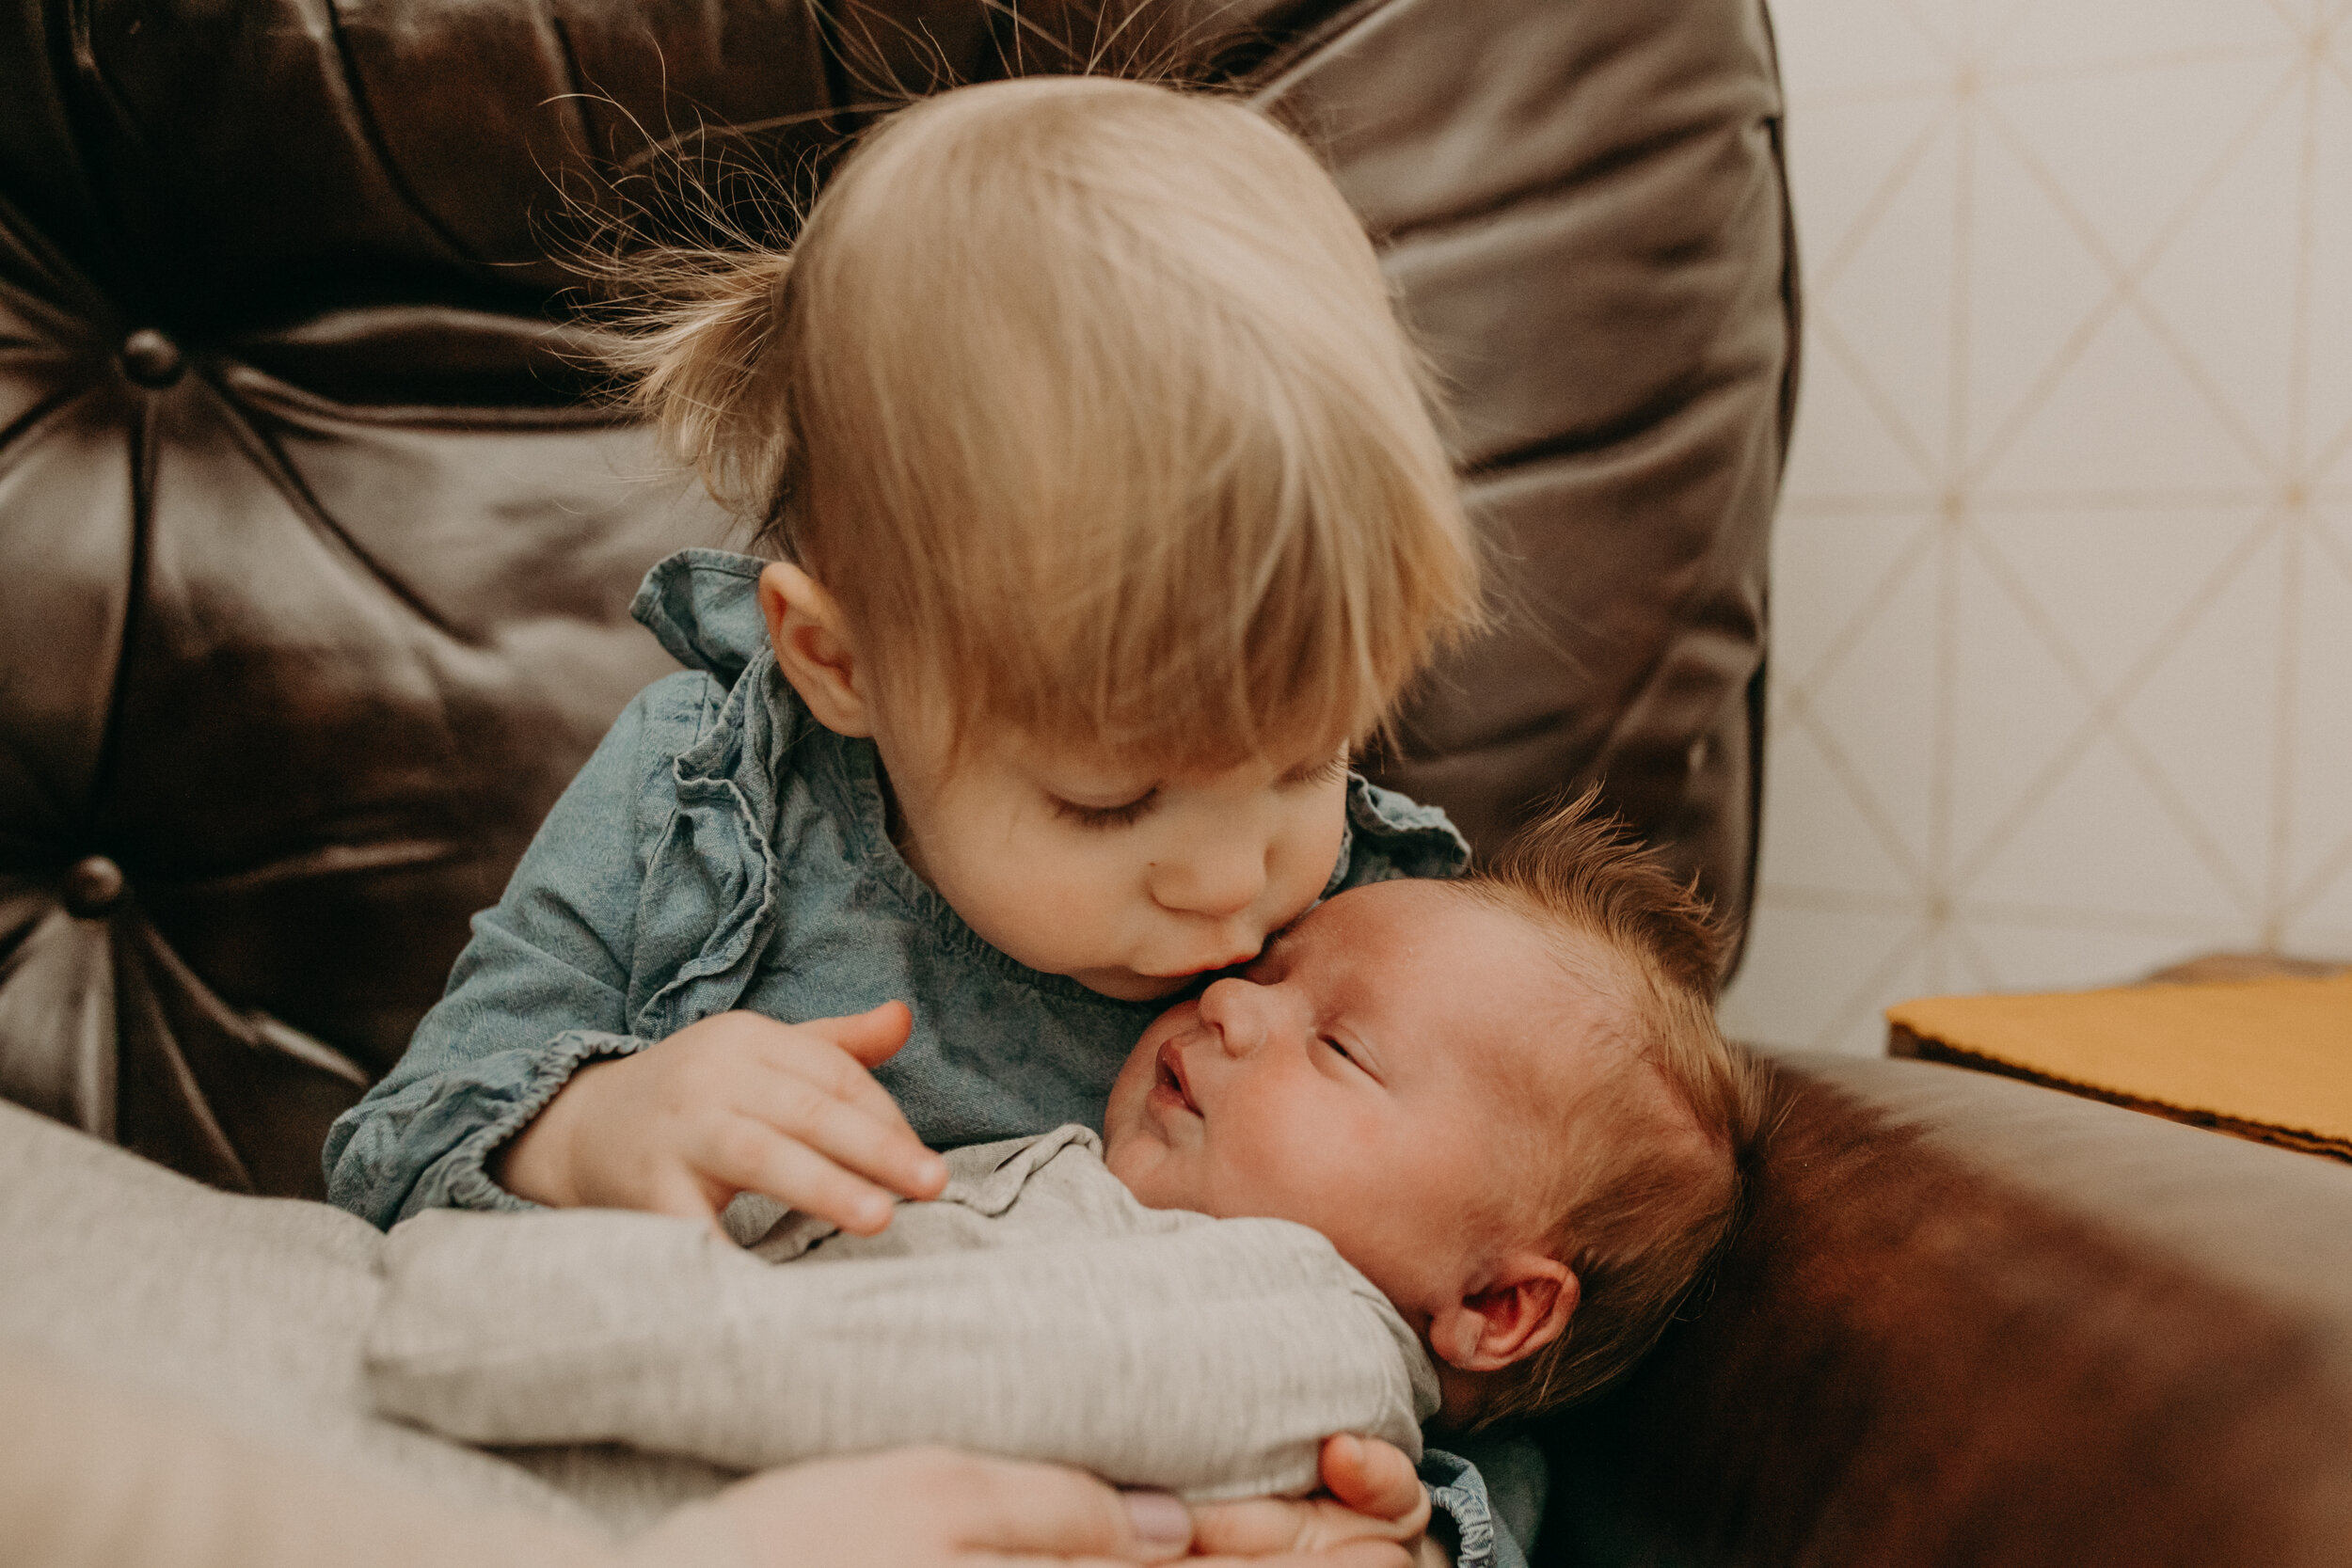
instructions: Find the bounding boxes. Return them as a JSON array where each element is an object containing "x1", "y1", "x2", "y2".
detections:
[{"x1": 1051, "y1": 788, "x2": 1159, "y2": 830}]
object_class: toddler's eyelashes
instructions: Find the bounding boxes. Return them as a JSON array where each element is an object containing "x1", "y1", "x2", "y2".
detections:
[
  {"x1": 1281, "y1": 754, "x2": 1350, "y2": 789},
  {"x1": 1050, "y1": 788, "x2": 1159, "y2": 830}
]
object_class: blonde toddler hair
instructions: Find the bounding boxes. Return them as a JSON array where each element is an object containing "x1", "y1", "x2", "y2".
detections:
[{"x1": 612, "y1": 75, "x2": 1481, "y2": 763}]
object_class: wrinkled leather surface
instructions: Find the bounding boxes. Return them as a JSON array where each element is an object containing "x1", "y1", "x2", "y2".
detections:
[
  {"x1": 1544, "y1": 1054, "x2": 2352, "y2": 1568},
  {"x1": 0, "y1": 0, "x2": 1789, "y2": 1200}
]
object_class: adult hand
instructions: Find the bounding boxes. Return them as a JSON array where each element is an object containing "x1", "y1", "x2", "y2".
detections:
[
  {"x1": 712, "y1": 1447, "x2": 1197, "y2": 1566},
  {"x1": 1188, "y1": 1435, "x2": 1433, "y2": 1567},
  {"x1": 492, "y1": 1003, "x2": 947, "y2": 1233}
]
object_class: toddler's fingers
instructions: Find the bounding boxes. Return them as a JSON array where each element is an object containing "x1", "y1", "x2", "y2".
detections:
[
  {"x1": 736, "y1": 1068, "x2": 947, "y2": 1201},
  {"x1": 796, "y1": 999, "x2": 915, "y2": 1068},
  {"x1": 635, "y1": 1165, "x2": 722, "y2": 1229},
  {"x1": 701, "y1": 1119, "x2": 908, "y2": 1235},
  {"x1": 756, "y1": 1017, "x2": 934, "y2": 1144}
]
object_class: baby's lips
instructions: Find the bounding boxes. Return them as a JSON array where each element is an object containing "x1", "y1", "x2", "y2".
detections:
[{"x1": 1155, "y1": 1037, "x2": 1201, "y2": 1114}]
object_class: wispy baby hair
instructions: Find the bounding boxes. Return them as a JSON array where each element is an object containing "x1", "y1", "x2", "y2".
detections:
[
  {"x1": 1460, "y1": 791, "x2": 1765, "y2": 1427},
  {"x1": 608, "y1": 74, "x2": 1481, "y2": 763}
]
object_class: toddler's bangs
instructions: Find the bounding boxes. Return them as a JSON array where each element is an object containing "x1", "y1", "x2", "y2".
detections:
[
  {"x1": 782, "y1": 77, "x2": 1480, "y2": 766},
  {"x1": 910, "y1": 494, "x2": 1404, "y2": 772},
  {"x1": 834, "y1": 378, "x2": 1454, "y2": 768},
  {"x1": 609, "y1": 75, "x2": 1485, "y2": 766}
]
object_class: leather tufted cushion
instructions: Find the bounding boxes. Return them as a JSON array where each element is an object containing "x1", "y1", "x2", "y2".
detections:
[{"x1": 0, "y1": 0, "x2": 1791, "y2": 1196}]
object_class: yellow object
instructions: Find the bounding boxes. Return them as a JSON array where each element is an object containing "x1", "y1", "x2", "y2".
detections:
[{"x1": 1886, "y1": 973, "x2": 2352, "y2": 1160}]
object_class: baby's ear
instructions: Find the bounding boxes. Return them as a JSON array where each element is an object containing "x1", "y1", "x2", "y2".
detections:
[
  {"x1": 759, "y1": 562, "x2": 871, "y2": 737},
  {"x1": 1429, "y1": 1253, "x2": 1578, "y2": 1373}
]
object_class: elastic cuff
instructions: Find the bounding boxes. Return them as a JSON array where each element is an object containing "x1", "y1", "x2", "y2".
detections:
[
  {"x1": 432, "y1": 1030, "x2": 651, "y2": 1213},
  {"x1": 1419, "y1": 1452, "x2": 1499, "y2": 1568}
]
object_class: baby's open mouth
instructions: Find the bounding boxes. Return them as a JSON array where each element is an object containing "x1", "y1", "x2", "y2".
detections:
[{"x1": 1154, "y1": 1038, "x2": 1200, "y2": 1116}]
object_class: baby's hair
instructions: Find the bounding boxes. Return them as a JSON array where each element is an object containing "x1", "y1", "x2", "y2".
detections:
[
  {"x1": 605, "y1": 74, "x2": 1482, "y2": 764},
  {"x1": 1456, "y1": 791, "x2": 1766, "y2": 1428}
]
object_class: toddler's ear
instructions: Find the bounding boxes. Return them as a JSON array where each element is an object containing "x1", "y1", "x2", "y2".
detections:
[
  {"x1": 1428, "y1": 1253, "x2": 1578, "y2": 1373},
  {"x1": 759, "y1": 562, "x2": 870, "y2": 737}
]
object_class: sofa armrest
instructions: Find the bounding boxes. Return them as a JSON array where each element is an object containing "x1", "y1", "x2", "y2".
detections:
[{"x1": 1537, "y1": 1053, "x2": 2352, "y2": 1568}]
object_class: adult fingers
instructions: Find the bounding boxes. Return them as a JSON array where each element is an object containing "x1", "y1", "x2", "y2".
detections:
[
  {"x1": 916, "y1": 1451, "x2": 1191, "y2": 1562},
  {"x1": 1184, "y1": 1544, "x2": 1415, "y2": 1568},
  {"x1": 1186, "y1": 1497, "x2": 1308, "y2": 1556},
  {"x1": 1319, "y1": 1435, "x2": 1429, "y2": 1534},
  {"x1": 1189, "y1": 1496, "x2": 1419, "y2": 1558}
]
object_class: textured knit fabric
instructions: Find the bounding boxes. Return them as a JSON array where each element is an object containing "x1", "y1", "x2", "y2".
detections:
[
  {"x1": 368, "y1": 1127, "x2": 1438, "y2": 1501},
  {"x1": 323, "y1": 547, "x2": 1472, "y2": 1229},
  {"x1": 0, "y1": 1097, "x2": 734, "y2": 1535},
  {"x1": 0, "y1": 1347, "x2": 748, "y2": 1568}
]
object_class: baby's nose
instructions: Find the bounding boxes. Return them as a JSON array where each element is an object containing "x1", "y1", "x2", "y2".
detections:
[{"x1": 1199, "y1": 977, "x2": 1270, "y2": 1057}]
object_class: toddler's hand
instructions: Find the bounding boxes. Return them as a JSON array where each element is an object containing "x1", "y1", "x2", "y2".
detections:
[{"x1": 492, "y1": 1002, "x2": 947, "y2": 1234}]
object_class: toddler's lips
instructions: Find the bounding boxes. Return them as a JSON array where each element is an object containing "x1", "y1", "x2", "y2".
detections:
[{"x1": 1145, "y1": 953, "x2": 1257, "y2": 982}]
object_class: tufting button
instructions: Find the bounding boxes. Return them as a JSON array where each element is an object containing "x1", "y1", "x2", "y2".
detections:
[
  {"x1": 119, "y1": 328, "x2": 184, "y2": 388},
  {"x1": 63, "y1": 855, "x2": 125, "y2": 918}
]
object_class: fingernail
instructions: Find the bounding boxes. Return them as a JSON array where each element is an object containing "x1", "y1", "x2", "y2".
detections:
[{"x1": 1122, "y1": 1489, "x2": 1190, "y2": 1547}]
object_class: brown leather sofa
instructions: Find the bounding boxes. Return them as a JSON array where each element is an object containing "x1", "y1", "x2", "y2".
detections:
[{"x1": 4, "y1": 2, "x2": 2347, "y2": 1565}]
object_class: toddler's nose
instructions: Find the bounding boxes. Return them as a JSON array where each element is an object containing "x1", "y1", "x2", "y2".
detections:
[{"x1": 1149, "y1": 840, "x2": 1269, "y2": 922}]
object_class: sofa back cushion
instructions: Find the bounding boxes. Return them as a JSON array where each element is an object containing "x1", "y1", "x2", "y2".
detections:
[{"x1": 0, "y1": 0, "x2": 1792, "y2": 1195}]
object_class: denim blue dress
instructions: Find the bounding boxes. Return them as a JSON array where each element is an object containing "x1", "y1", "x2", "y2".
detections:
[
  {"x1": 325, "y1": 548, "x2": 1470, "y2": 1224},
  {"x1": 320, "y1": 547, "x2": 1528, "y2": 1568}
]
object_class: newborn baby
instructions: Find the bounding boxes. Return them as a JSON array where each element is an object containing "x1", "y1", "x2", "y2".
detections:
[
  {"x1": 1100, "y1": 800, "x2": 1760, "y2": 1432},
  {"x1": 368, "y1": 800, "x2": 1758, "y2": 1497}
]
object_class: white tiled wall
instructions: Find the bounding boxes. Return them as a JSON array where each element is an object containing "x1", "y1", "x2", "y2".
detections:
[{"x1": 1721, "y1": 0, "x2": 2352, "y2": 1054}]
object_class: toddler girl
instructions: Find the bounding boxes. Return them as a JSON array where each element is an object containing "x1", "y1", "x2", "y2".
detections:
[{"x1": 323, "y1": 75, "x2": 1481, "y2": 1244}]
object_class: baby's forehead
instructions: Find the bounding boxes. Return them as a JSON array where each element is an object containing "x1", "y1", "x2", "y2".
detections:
[
  {"x1": 1296, "y1": 879, "x2": 1635, "y2": 1055},
  {"x1": 1301, "y1": 876, "x2": 1616, "y2": 974}
]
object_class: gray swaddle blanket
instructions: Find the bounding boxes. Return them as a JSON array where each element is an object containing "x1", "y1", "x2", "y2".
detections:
[{"x1": 367, "y1": 1126, "x2": 1438, "y2": 1500}]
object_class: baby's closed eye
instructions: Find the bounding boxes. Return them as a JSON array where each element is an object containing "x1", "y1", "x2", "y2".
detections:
[{"x1": 1320, "y1": 1035, "x2": 1371, "y2": 1075}]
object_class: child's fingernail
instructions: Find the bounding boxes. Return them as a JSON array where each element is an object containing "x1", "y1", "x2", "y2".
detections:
[{"x1": 1122, "y1": 1490, "x2": 1191, "y2": 1547}]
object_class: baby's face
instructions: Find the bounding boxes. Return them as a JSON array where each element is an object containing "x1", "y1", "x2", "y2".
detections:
[
  {"x1": 878, "y1": 719, "x2": 1350, "y2": 1002},
  {"x1": 1103, "y1": 878, "x2": 1604, "y2": 1322}
]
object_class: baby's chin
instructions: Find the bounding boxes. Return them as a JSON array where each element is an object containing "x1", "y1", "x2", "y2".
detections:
[{"x1": 1098, "y1": 1120, "x2": 1200, "y2": 1215}]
